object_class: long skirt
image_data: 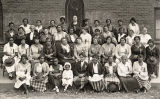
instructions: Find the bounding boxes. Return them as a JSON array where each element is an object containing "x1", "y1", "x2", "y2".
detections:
[
  {"x1": 89, "y1": 75, "x2": 105, "y2": 92},
  {"x1": 30, "y1": 76, "x2": 48, "y2": 92},
  {"x1": 73, "y1": 76, "x2": 88, "y2": 88},
  {"x1": 147, "y1": 58, "x2": 159, "y2": 77},
  {"x1": 48, "y1": 74, "x2": 61, "y2": 87},
  {"x1": 119, "y1": 76, "x2": 140, "y2": 92},
  {"x1": 134, "y1": 76, "x2": 151, "y2": 91},
  {"x1": 104, "y1": 75, "x2": 120, "y2": 90}
]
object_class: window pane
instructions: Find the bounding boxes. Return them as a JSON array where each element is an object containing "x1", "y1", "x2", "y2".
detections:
[{"x1": 155, "y1": 9, "x2": 160, "y2": 39}]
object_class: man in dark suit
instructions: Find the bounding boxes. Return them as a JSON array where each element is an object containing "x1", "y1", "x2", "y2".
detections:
[{"x1": 26, "y1": 25, "x2": 39, "y2": 46}]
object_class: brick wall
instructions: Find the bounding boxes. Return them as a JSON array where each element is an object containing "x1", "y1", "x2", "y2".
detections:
[{"x1": 1, "y1": 0, "x2": 159, "y2": 40}]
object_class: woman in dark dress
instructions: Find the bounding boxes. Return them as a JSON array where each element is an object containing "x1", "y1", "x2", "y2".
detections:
[
  {"x1": 14, "y1": 27, "x2": 26, "y2": 46},
  {"x1": 130, "y1": 36, "x2": 146, "y2": 63},
  {"x1": 146, "y1": 39, "x2": 160, "y2": 78},
  {"x1": 57, "y1": 38, "x2": 75, "y2": 65},
  {"x1": 49, "y1": 58, "x2": 63, "y2": 93}
]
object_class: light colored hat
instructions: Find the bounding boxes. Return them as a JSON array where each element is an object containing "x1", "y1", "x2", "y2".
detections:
[{"x1": 64, "y1": 62, "x2": 71, "y2": 70}]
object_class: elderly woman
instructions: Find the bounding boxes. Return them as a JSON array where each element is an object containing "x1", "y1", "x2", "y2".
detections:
[
  {"x1": 73, "y1": 54, "x2": 88, "y2": 92},
  {"x1": 18, "y1": 38, "x2": 30, "y2": 59},
  {"x1": 3, "y1": 37, "x2": 19, "y2": 79},
  {"x1": 14, "y1": 54, "x2": 31, "y2": 95},
  {"x1": 57, "y1": 38, "x2": 74, "y2": 64},
  {"x1": 117, "y1": 55, "x2": 140, "y2": 92},
  {"x1": 74, "y1": 37, "x2": 88, "y2": 62},
  {"x1": 49, "y1": 58, "x2": 63, "y2": 93},
  {"x1": 14, "y1": 27, "x2": 26, "y2": 45},
  {"x1": 115, "y1": 37, "x2": 131, "y2": 62},
  {"x1": 40, "y1": 27, "x2": 53, "y2": 45},
  {"x1": 80, "y1": 28, "x2": 92, "y2": 50},
  {"x1": 100, "y1": 36, "x2": 116, "y2": 64},
  {"x1": 139, "y1": 27, "x2": 152, "y2": 47},
  {"x1": 133, "y1": 55, "x2": 151, "y2": 93},
  {"x1": 131, "y1": 36, "x2": 146, "y2": 63},
  {"x1": 128, "y1": 17, "x2": 140, "y2": 35},
  {"x1": 87, "y1": 57, "x2": 105, "y2": 92},
  {"x1": 30, "y1": 55, "x2": 49, "y2": 92},
  {"x1": 146, "y1": 39, "x2": 160, "y2": 78},
  {"x1": 89, "y1": 37, "x2": 102, "y2": 61}
]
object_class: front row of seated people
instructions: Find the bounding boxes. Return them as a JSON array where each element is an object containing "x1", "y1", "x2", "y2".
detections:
[{"x1": 2, "y1": 37, "x2": 152, "y2": 94}]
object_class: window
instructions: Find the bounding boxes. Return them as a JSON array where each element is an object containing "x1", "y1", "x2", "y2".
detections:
[{"x1": 155, "y1": 8, "x2": 160, "y2": 40}]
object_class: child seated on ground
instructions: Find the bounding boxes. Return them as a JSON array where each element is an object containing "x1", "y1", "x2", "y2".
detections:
[{"x1": 62, "y1": 62, "x2": 73, "y2": 92}]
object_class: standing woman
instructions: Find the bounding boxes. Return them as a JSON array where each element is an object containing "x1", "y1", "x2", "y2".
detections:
[
  {"x1": 82, "y1": 19, "x2": 93, "y2": 36},
  {"x1": 48, "y1": 20, "x2": 57, "y2": 36},
  {"x1": 130, "y1": 36, "x2": 146, "y2": 63},
  {"x1": 100, "y1": 36, "x2": 116, "y2": 64},
  {"x1": 14, "y1": 54, "x2": 31, "y2": 94},
  {"x1": 133, "y1": 55, "x2": 151, "y2": 93},
  {"x1": 117, "y1": 55, "x2": 140, "y2": 92},
  {"x1": 146, "y1": 39, "x2": 160, "y2": 78},
  {"x1": 128, "y1": 17, "x2": 140, "y2": 35},
  {"x1": 30, "y1": 55, "x2": 49, "y2": 92}
]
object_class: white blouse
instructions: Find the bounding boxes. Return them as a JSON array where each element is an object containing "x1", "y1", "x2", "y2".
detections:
[{"x1": 117, "y1": 62, "x2": 132, "y2": 77}]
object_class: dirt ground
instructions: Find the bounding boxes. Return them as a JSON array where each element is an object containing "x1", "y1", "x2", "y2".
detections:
[{"x1": 0, "y1": 88, "x2": 160, "y2": 99}]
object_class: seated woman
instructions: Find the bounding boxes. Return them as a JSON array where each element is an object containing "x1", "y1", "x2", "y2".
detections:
[
  {"x1": 146, "y1": 39, "x2": 160, "y2": 78},
  {"x1": 115, "y1": 37, "x2": 131, "y2": 63},
  {"x1": 80, "y1": 28, "x2": 92, "y2": 50},
  {"x1": 49, "y1": 58, "x2": 63, "y2": 93},
  {"x1": 40, "y1": 27, "x2": 53, "y2": 45},
  {"x1": 3, "y1": 37, "x2": 19, "y2": 79},
  {"x1": 139, "y1": 27, "x2": 152, "y2": 47},
  {"x1": 30, "y1": 55, "x2": 49, "y2": 92},
  {"x1": 74, "y1": 37, "x2": 88, "y2": 62},
  {"x1": 43, "y1": 38, "x2": 56, "y2": 65},
  {"x1": 57, "y1": 38, "x2": 74, "y2": 65},
  {"x1": 62, "y1": 62, "x2": 73, "y2": 92},
  {"x1": 133, "y1": 55, "x2": 151, "y2": 93},
  {"x1": 14, "y1": 54, "x2": 31, "y2": 95},
  {"x1": 30, "y1": 37, "x2": 43, "y2": 62},
  {"x1": 126, "y1": 29, "x2": 135, "y2": 46},
  {"x1": 92, "y1": 20, "x2": 103, "y2": 34},
  {"x1": 100, "y1": 36, "x2": 116, "y2": 64},
  {"x1": 117, "y1": 27, "x2": 127, "y2": 43},
  {"x1": 89, "y1": 37, "x2": 102, "y2": 62},
  {"x1": 92, "y1": 29, "x2": 103, "y2": 45},
  {"x1": 14, "y1": 27, "x2": 26, "y2": 46},
  {"x1": 73, "y1": 53, "x2": 88, "y2": 92},
  {"x1": 81, "y1": 19, "x2": 93, "y2": 36},
  {"x1": 117, "y1": 55, "x2": 140, "y2": 92},
  {"x1": 87, "y1": 57, "x2": 105, "y2": 92},
  {"x1": 18, "y1": 37, "x2": 30, "y2": 59},
  {"x1": 130, "y1": 36, "x2": 146, "y2": 63},
  {"x1": 104, "y1": 56, "x2": 120, "y2": 92}
]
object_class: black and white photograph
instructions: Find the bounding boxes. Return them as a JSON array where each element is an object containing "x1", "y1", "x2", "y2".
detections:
[{"x1": 0, "y1": 0, "x2": 160, "y2": 99}]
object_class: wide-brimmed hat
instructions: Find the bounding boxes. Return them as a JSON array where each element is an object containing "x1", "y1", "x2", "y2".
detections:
[{"x1": 4, "y1": 58, "x2": 15, "y2": 67}]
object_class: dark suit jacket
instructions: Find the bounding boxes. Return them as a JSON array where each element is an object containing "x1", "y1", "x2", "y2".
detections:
[
  {"x1": 87, "y1": 62, "x2": 104, "y2": 77},
  {"x1": 26, "y1": 30, "x2": 39, "y2": 46},
  {"x1": 74, "y1": 61, "x2": 88, "y2": 76}
]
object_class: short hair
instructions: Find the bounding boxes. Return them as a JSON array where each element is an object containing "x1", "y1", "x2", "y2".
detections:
[
  {"x1": 118, "y1": 19, "x2": 123, "y2": 23},
  {"x1": 18, "y1": 27, "x2": 25, "y2": 32},
  {"x1": 38, "y1": 54, "x2": 45, "y2": 59},
  {"x1": 20, "y1": 54, "x2": 28, "y2": 61},
  {"x1": 8, "y1": 22, "x2": 14, "y2": 26},
  {"x1": 56, "y1": 25, "x2": 62, "y2": 29},
  {"x1": 22, "y1": 18, "x2": 28, "y2": 23},
  {"x1": 60, "y1": 17, "x2": 65, "y2": 21},
  {"x1": 106, "y1": 36, "x2": 112, "y2": 42},
  {"x1": 106, "y1": 19, "x2": 112, "y2": 23},
  {"x1": 138, "y1": 54, "x2": 144, "y2": 59},
  {"x1": 36, "y1": 20, "x2": 42, "y2": 23},
  {"x1": 130, "y1": 17, "x2": 136, "y2": 23},
  {"x1": 120, "y1": 37, "x2": 126, "y2": 42},
  {"x1": 50, "y1": 20, "x2": 56, "y2": 23},
  {"x1": 148, "y1": 39, "x2": 154, "y2": 44},
  {"x1": 94, "y1": 20, "x2": 100, "y2": 24},
  {"x1": 134, "y1": 36, "x2": 141, "y2": 41}
]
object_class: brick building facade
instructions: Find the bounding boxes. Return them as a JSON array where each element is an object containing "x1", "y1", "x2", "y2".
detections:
[{"x1": 0, "y1": 0, "x2": 160, "y2": 47}]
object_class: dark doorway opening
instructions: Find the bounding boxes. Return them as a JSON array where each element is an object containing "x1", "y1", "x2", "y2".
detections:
[
  {"x1": 65, "y1": 0, "x2": 84, "y2": 26},
  {"x1": 0, "y1": 1, "x2": 3, "y2": 42}
]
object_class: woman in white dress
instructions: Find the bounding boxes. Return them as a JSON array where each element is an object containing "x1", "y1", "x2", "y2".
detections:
[
  {"x1": 62, "y1": 62, "x2": 73, "y2": 92},
  {"x1": 126, "y1": 29, "x2": 135, "y2": 46},
  {"x1": 15, "y1": 54, "x2": 31, "y2": 94},
  {"x1": 128, "y1": 17, "x2": 140, "y2": 35}
]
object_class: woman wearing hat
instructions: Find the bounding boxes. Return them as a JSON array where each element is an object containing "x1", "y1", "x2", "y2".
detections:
[
  {"x1": 146, "y1": 39, "x2": 160, "y2": 78},
  {"x1": 133, "y1": 55, "x2": 151, "y2": 93},
  {"x1": 3, "y1": 37, "x2": 19, "y2": 79},
  {"x1": 73, "y1": 53, "x2": 88, "y2": 92},
  {"x1": 14, "y1": 54, "x2": 31, "y2": 94},
  {"x1": 87, "y1": 57, "x2": 105, "y2": 92},
  {"x1": 30, "y1": 55, "x2": 49, "y2": 92}
]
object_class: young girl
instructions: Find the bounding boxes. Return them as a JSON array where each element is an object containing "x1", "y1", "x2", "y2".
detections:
[{"x1": 62, "y1": 62, "x2": 73, "y2": 92}]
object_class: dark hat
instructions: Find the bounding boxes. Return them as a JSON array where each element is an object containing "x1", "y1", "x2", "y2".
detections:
[{"x1": 4, "y1": 58, "x2": 15, "y2": 67}]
